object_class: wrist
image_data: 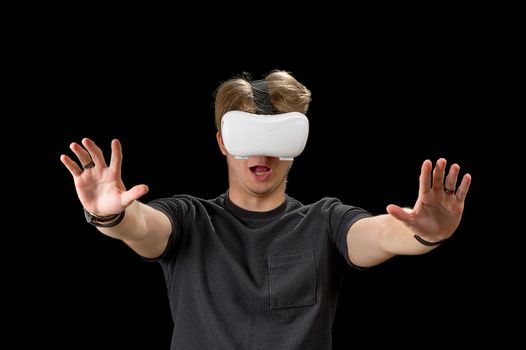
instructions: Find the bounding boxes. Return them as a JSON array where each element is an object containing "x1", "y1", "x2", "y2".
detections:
[
  {"x1": 413, "y1": 234, "x2": 446, "y2": 246},
  {"x1": 84, "y1": 208, "x2": 125, "y2": 228}
]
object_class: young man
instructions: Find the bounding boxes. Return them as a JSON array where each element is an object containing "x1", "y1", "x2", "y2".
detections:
[{"x1": 60, "y1": 70, "x2": 471, "y2": 349}]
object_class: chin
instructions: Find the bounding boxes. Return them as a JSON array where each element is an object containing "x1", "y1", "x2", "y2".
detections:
[{"x1": 246, "y1": 184, "x2": 276, "y2": 197}]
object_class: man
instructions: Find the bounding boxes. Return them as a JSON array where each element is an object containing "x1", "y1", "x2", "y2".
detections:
[{"x1": 60, "y1": 70, "x2": 471, "y2": 349}]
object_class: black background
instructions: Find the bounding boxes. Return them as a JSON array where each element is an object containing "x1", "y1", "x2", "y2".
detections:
[{"x1": 17, "y1": 18, "x2": 510, "y2": 349}]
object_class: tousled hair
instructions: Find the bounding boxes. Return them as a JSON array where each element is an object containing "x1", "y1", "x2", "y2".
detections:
[{"x1": 213, "y1": 70, "x2": 311, "y2": 131}]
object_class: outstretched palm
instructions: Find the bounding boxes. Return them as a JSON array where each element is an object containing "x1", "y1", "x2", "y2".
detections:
[
  {"x1": 387, "y1": 158, "x2": 471, "y2": 242},
  {"x1": 60, "y1": 138, "x2": 149, "y2": 216}
]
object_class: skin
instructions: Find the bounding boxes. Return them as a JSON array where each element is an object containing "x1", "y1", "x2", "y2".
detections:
[
  {"x1": 215, "y1": 132, "x2": 292, "y2": 212},
  {"x1": 347, "y1": 158, "x2": 471, "y2": 266},
  {"x1": 61, "y1": 137, "x2": 471, "y2": 265}
]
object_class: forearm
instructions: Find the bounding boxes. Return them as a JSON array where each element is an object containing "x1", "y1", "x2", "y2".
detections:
[
  {"x1": 347, "y1": 214, "x2": 438, "y2": 267},
  {"x1": 97, "y1": 200, "x2": 172, "y2": 258},
  {"x1": 375, "y1": 214, "x2": 439, "y2": 255}
]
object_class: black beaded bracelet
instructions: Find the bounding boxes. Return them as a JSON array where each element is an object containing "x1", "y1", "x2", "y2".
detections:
[
  {"x1": 84, "y1": 208, "x2": 125, "y2": 228},
  {"x1": 413, "y1": 234, "x2": 446, "y2": 246}
]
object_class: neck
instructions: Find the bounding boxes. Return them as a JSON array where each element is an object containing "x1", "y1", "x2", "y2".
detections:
[{"x1": 227, "y1": 185, "x2": 286, "y2": 212}]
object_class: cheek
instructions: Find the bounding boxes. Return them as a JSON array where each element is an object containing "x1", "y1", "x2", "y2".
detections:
[
  {"x1": 226, "y1": 158, "x2": 246, "y2": 175},
  {"x1": 276, "y1": 162, "x2": 293, "y2": 174}
]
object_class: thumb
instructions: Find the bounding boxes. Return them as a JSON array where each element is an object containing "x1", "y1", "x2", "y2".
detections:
[
  {"x1": 386, "y1": 204, "x2": 412, "y2": 223},
  {"x1": 121, "y1": 184, "x2": 149, "y2": 207}
]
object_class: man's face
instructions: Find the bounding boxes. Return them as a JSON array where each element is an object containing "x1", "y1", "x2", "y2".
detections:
[
  {"x1": 226, "y1": 155, "x2": 292, "y2": 198},
  {"x1": 217, "y1": 132, "x2": 292, "y2": 198}
]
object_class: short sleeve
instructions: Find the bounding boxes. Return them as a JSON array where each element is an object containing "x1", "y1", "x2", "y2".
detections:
[
  {"x1": 146, "y1": 196, "x2": 195, "y2": 262},
  {"x1": 321, "y1": 198, "x2": 371, "y2": 267}
]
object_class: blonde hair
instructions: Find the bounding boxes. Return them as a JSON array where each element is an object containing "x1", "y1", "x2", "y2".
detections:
[{"x1": 213, "y1": 70, "x2": 312, "y2": 131}]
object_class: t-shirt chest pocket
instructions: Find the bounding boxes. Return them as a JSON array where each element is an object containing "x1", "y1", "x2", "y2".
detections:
[{"x1": 267, "y1": 251, "x2": 317, "y2": 310}]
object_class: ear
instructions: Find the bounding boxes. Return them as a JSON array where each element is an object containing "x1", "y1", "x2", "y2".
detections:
[{"x1": 216, "y1": 132, "x2": 228, "y2": 156}]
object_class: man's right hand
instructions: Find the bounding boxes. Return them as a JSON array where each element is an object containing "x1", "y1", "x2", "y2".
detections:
[{"x1": 60, "y1": 138, "x2": 149, "y2": 217}]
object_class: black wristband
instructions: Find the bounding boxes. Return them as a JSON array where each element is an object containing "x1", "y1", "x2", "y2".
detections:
[
  {"x1": 413, "y1": 234, "x2": 446, "y2": 246},
  {"x1": 84, "y1": 208, "x2": 125, "y2": 228}
]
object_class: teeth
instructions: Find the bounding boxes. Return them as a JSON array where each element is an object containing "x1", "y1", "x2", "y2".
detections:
[{"x1": 255, "y1": 172, "x2": 265, "y2": 176}]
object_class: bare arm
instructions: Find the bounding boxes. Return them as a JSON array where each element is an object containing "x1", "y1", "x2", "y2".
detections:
[
  {"x1": 97, "y1": 200, "x2": 172, "y2": 258},
  {"x1": 347, "y1": 158, "x2": 471, "y2": 267},
  {"x1": 60, "y1": 138, "x2": 172, "y2": 258}
]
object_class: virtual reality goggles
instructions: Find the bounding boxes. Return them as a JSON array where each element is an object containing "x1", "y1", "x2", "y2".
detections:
[{"x1": 221, "y1": 110, "x2": 309, "y2": 160}]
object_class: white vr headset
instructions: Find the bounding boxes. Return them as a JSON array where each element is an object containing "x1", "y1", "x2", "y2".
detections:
[{"x1": 221, "y1": 110, "x2": 309, "y2": 160}]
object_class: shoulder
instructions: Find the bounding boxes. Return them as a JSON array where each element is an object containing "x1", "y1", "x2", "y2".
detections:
[
  {"x1": 147, "y1": 193, "x2": 227, "y2": 213},
  {"x1": 291, "y1": 196, "x2": 370, "y2": 217},
  {"x1": 153, "y1": 193, "x2": 225, "y2": 203},
  {"x1": 301, "y1": 196, "x2": 346, "y2": 210},
  {"x1": 284, "y1": 195, "x2": 348, "y2": 214}
]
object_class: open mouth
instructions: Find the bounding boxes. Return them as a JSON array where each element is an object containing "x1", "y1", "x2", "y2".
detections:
[
  {"x1": 250, "y1": 165, "x2": 271, "y2": 176},
  {"x1": 249, "y1": 165, "x2": 272, "y2": 181}
]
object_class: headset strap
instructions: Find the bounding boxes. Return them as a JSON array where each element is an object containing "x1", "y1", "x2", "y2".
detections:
[{"x1": 250, "y1": 79, "x2": 274, "y2": 115}]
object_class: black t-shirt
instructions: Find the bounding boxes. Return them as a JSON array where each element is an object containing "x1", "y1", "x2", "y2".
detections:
[{"x1": 148, "y1": 193, "x2": 371, "y2": 350}]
